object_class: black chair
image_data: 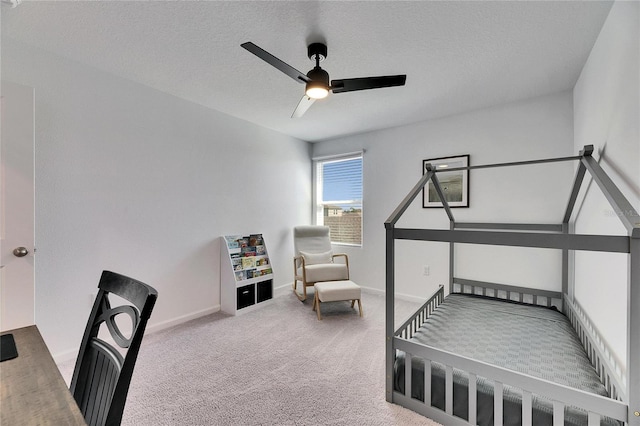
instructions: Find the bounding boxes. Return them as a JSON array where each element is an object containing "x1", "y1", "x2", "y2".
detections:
[{"x1": 70, "y1": 271, "x2": 158, "y2": 426}]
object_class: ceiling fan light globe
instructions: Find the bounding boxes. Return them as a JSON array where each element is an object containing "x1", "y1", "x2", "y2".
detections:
[{"x1": 306, "y1": 86, "x2": 329, "y2": 99}]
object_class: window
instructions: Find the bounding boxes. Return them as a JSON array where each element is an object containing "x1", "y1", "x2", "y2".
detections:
[{"x1": 314, "y1": 153, "x2": 363, "y2": 246}]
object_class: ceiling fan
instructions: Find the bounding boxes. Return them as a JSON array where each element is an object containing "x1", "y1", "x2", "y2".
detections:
[{"x1": 241, "y1": 41, "x2": 407, "y2": 118}]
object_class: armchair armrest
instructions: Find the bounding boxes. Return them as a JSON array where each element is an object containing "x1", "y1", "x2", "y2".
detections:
[
  {"x1": 331, "y1": 253, "x2": 349, "y2": 265},
  {"x1": 293, "y1": 255, "x2": 307, "y2": 280},
  {"x1": 331, "y1": 253, "x2": 349, "y2": 279}
]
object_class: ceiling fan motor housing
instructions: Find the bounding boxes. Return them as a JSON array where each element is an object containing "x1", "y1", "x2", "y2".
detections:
[
  {"x1": 307, "y1": 67, "x2": 329, "y2": 86},
  {"x1": 307, "y1": 43, "x2": 327, "y2": 62}
]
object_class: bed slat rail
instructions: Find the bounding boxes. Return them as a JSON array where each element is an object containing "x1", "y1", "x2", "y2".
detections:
[
  {"x1": 394, "y1": 337, "x2": 628, "y2": 425},
  {"x1": 564, "y1": 295, "x2": 627, "y2": 402},
  {"x1": 452, "y1": 278, "x2": 563, "y2": 311},
  {"x1": 395, "y1": 285, "x2": 444, "y2": 339}
]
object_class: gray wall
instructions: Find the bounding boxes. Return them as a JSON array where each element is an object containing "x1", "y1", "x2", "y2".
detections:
[
  {"x1": 2, "y1": 39, "x2": 312, "y2": 359},
  {"x1": 572, "y1": 0, "x2": 639, "y2": 367},
  {"x1": 312, "y1": 91, "x2": 575, "y2": 301}
]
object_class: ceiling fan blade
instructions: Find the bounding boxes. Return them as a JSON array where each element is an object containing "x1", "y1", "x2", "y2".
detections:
[
  {"x1": 241, "y1": 42, "x2": 310, "y2": 84},
  {"x1": 291, "y1": 95, "x2": 316, "y2": 118},
  {"x1": 331, "y1": 75, "x2": 406, "y2": 94}
]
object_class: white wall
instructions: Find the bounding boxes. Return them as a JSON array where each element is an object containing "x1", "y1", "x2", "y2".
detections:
[
  {"x1": 572, "y1": 0, "x2": 639, "y2": 367},
  {"x1": 2, "y1": 39, "x2": 312, "y2": 359},
  {"x1": 313, "y1": 92, "x2": 574, "y2": 300}
]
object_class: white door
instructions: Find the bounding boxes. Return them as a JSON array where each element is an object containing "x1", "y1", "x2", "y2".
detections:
[{"x1": 0, "y1": 81, "x2": 35, "y2": 331}]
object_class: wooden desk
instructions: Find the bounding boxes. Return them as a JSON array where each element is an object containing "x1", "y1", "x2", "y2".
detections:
[{"x1": 1, "y1": 325, "x2": 86, "y2": 425}]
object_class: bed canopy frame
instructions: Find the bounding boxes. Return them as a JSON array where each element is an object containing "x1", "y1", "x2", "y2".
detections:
[{"x1": 384, "y1": 145, "x2": 639, "y2": 425}]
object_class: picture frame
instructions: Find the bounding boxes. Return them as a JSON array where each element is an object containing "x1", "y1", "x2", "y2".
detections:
[{"x1": 422, "y1": 154, "x2": 469, "y2": 208}]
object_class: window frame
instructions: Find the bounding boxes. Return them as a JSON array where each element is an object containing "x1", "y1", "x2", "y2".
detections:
[{"x1": 313, "y1": 151, "x2": 364, "y2": 247}]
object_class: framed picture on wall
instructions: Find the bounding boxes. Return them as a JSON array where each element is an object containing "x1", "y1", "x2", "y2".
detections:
[{"x1": 422, "y1": 155, "x2": 469, "y2": 208}]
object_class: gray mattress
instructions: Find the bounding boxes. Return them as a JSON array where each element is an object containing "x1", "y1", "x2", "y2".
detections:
[{"x1": 394, "y1": 293, "x2": 619, "y2": 426}]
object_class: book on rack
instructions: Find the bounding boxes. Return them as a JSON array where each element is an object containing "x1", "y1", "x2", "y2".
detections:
[
  {"x1": 241, "y1": 246, "x2": 256, "y2": 256},
  {"x1": 249, "y1": 234, "x2": 263, "y2": 247},
  {"x1": 232, "y1": 257, "x2": 243, "y2": 271},
  {"x1": 242, "y1": 256, "x2": 256, "y2": 270},
  {"x1": 225, "y1": 235, "x2": 242, "y2": 249},
  {"x1": 245, "y1": 269, "x2": 259, "y2": 279}
]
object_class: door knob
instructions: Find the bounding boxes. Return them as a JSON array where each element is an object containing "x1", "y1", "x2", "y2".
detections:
[{"x1": 13, "y1": 247, "x2": 29, "y2": 257}]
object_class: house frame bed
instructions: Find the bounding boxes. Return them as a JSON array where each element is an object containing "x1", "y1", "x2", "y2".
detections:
[{"x1": 385, "y1": 145, "x2": 640, "y2": 425}]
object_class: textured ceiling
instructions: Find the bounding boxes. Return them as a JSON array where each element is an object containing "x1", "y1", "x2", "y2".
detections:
[{"x1": 2, "y1": 1, "x2": 613, "y2": 142}]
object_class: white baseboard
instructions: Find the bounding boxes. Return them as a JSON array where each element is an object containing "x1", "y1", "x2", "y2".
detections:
[
  {"x1": 146, "y1": 305, "x2": 220, "y2": 334},
  {"x1": 53, "y1": 348, "x2": 80, "y2": 365},
  {"x1": 359, "y1": 285, "x2": 427, "y2": 303},
  {"x1": 274, "y1": 282, "x2": 293, "y2": 298},
  {"x1": 53, "y1": 305, "x2": 220, "y2": 364}
]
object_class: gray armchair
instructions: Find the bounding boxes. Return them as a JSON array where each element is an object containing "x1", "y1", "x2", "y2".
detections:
[{"x1": 293, "y1": 226, "x2": 349, "y2": 301}]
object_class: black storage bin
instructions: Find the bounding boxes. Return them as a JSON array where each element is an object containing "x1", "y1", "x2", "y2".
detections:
[
  {"x1": 257, "y1": 279, "x2": 273, "y2": 303},
  {"x1": 237, "y1": 284, "x2": 255, "y2": 310}
]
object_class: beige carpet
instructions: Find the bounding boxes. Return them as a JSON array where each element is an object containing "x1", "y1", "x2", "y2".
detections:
[{"x1": 59, "y1": 290, "x2": 441, "y2": 425}]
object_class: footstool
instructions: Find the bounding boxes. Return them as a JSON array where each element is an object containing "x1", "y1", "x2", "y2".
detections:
[{"x1": 312, "y1": 280, "x2": 363, "y2": 320}]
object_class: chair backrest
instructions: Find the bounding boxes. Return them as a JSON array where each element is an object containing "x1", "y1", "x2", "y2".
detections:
[
  {"x1": 70, "y1": 271, "x2": 157, "y2": 426},
  {"x1": 294, "y1": 226, "x2": 332, "y2": 255}
]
